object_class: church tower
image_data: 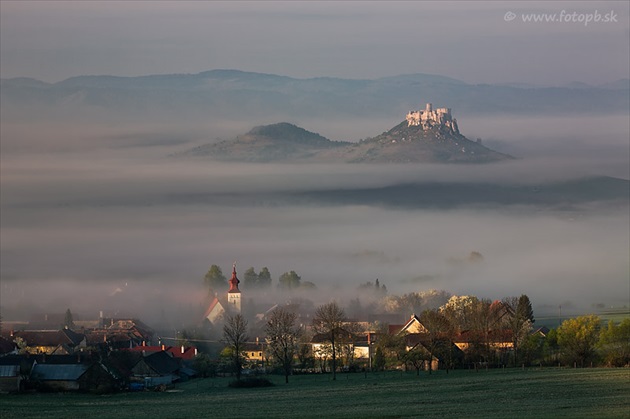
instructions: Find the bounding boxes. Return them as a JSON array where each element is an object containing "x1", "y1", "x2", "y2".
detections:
[{"x1": 227, "y1": 262, "x2": 241, "y2": 313}]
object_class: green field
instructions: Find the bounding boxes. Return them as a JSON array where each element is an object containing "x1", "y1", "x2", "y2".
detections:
[{"x1": 1, "y1": 368, "x2": 629, "y2": 418}]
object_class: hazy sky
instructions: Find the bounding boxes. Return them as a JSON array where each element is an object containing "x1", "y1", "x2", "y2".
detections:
[{"x1": 1, "y1": 1, "x2": 628, "y2": 84}]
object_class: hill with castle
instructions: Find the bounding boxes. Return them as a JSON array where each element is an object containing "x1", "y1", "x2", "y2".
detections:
[{"x1": 183, "y1": 103, "x2": 513, "y2": 163}]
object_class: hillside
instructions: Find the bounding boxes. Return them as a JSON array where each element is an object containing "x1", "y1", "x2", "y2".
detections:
[
  {"x1": 326, "y1": 120, "x2": 512, "y2": 163},
  {"x1": 183, "y1": 104, "x2": 513, "y2": 163},
  {"x1": 185, "y1": 122, "x2": 350, "y2": 162}
]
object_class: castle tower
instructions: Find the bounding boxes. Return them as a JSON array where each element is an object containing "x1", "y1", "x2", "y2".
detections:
[{"x1": 227, "y1": 262, "x2": 241, "y2": 313}]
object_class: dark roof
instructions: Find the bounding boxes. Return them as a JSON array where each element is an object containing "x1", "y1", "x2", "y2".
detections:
[
  {"x1": 243, "y1": 343, "x2": 264, "y2": 352},
  {"x1": 31, "y1": 364, "x2": 88, "y2": 381},
  {"x1": 139, "y1": 351, "x2": 180, "y2": 375},
  {"x1": 0, "y1": 355, "x2": 37, "y2": 367},
  {"x1": 128, "y1": 345, "x2": 198, "y2": 360},
  {"x1": 101, "y1": 319, "x2": 154, "y2": 339},
  {"x1": 0, "y1": 365, "x2": 20, "y2": 377},
  {"x1": 532, "y1": 326, "x2": 550, "y2": 336},
  {"x1": 85, "y1": 331, "x2": 135, "y2": 345},
  {"x1": 12, "y1": 329, "x2": 85, "y2": 347}
]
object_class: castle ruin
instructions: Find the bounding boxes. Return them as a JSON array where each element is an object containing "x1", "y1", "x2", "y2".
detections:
[{"x1": 406, "y1": 103, "x2": 459, "y2": 134}]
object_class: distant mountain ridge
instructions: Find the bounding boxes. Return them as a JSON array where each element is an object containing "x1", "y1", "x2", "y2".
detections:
[{"x1": 2, "y1": 69, "x2": 628, "y2": 120}]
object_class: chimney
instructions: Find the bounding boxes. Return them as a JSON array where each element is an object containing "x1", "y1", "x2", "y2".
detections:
[
  {"x1": 194, "y1": 348, "x2": 198, "y2": 356},
  {"x1": 161, "y1": 344, "x2": 165, "y2": 351},
  {"x1": 10, "y1": 330, "x2": 13, "y2": 337},
  {"x1": 142, "y1": 340, "x2": 146, "y2": 347},
  {"x1": 181, "y1": 345, "x2": 185, "y2": 354}
]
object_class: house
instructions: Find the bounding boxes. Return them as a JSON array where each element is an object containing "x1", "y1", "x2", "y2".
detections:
[
  {"x1": 99, "y1": 318, "x2": 154, "y2": 343},
  {"x1": 532, "y1": 326, "x2": 550, "y2": 338},
  {"x1": 453, "y1": 329, "x2": 514, "y2": 351},
  {"x1": 0, "y1": 365, "x2": 21, "y2": 393},
  {"x1": 131, "y1": 350, "x2": 180, "y2": 388},
  {"x1": 243, "y1": 341, "x2": 265, "y2": 365},
  {"x1": 389, "y1": 314, "x2": 429, "y2": 335},
  {"x1": 390, "y1": 315, "x2": 465, "y2": 371},
  {"x1": 10, "y1": 329, "x2": 86, "y2": 354},
  {"x1": 29, "y1": 362, "x2": 120, "y2": 392},
  {"x1": 311, "y1": 328, "x2": 370, "y2": 368},
  {"x1": 128, "y1": 344, "x2": 198, "y2": 360}
]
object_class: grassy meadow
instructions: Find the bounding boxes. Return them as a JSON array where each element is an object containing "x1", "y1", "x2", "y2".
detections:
[{"x1": 1, "y1": 368, "x2": 628, "y2": 418}]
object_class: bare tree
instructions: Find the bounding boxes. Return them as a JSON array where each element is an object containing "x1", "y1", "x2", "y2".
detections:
[
  {"x1": 223, "y1": 314, "x2": 248, "y2": 380},
  {"x1": 265, "y1": 307, "x2": 301, "y2": 383},
  {"x1": 312, "y1": 301, "x2": 346, "y2": 380}
]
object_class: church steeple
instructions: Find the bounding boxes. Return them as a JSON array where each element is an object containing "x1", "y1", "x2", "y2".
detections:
[
  {"x1": 228, "y1": 262, "x2": 240, "y2": 293},
  {"x1": 227, "y1": 262, "x2": 241, "y2": 313}
]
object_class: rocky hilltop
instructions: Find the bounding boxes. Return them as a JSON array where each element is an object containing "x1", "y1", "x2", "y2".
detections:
[{"x1": 184, "y1": 104, "x2": 513, "y2": 163}]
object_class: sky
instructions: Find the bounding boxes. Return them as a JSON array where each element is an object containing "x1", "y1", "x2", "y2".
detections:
[{"x1": 1, "y1": 1, "x2": 629, "y2": 85}]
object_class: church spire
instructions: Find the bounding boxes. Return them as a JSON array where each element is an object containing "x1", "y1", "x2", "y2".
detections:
[{"x1": 228, "y1": 261, "x2": 240, "y2": 293}]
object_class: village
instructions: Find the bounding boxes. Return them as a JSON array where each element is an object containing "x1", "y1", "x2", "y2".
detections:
[{"x1": 0, "y1": 263, "x2": 558, "y2": 394}]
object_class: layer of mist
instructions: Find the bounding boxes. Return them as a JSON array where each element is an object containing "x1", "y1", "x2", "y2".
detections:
[{"x1": 1, "y1": 112, "x2": 628, "y2": 328}]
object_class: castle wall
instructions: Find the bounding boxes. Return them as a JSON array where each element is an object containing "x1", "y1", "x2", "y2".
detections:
[{"x1": 405, "y1": 103, "x2": 459, "y2": 134}]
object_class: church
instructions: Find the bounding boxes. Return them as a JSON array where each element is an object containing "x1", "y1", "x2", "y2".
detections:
[{"x1": 203, "y1": 263, "x2": 242, "y2": 325}]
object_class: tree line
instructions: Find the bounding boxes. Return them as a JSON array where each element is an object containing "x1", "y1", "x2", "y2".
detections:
[
  {"x1": 215, "y1": 297, "x2": 629, "y2": 383},
  {"x1": 204, "y1": 264, "x2": 315, "y2": 294}
]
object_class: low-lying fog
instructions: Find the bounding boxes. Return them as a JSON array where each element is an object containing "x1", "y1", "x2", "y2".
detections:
[{"x1": 1, "y1": 113, "x2": 628, "y2": 326}]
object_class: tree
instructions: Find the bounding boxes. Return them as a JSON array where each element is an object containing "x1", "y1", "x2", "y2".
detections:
[
  {"x1": 439, "y1": 295, "x2": 480, "y2": 333},
  {"x1": 64, "y1": 308, "x2": 75, "y2": 329},
  {"x1": 193, "y1": 353, "x2": 217, "y2": 378},
  {"x1": 243, "y1": 267, "x2": 258, "y2": 288},
  {"x1": 278, "y1": 271, "x2": 301, "y2": 290},
  {"x1": 419, "y1": 309, "x2": 455, "y2": 373},
  {"x1": 372, "y1": 346, "x2": 386, "y2": 371},
  {"x1": 598, "y1": 318, "x2": 630, "y2": 367},
  {"x1": 222, "y1": 314, "x2": 248, "y2": 380},
  {"x1": 258, "y1": 267, "x2": 272, "y2": 288},
  {"x1": 557, "y1": 315, "x2": 601, "y2": 367},
  {"x1": 403, "y1": 345, "x2": 431, "y2": 375},
  {"x1": 503, "y1": 295, "x2": 535, "y2": 365},
  {"x1": 312, "y1": 302, "x2": 346, "y2": 380},
  {"x1": 376, "y1": 331, "x2": 407, "y2": 369},
  {"x1": 516, "y1": 295, "x2": 535, "y2": 324},
  {"x1": 204, "y1": 265, "x2": 227, "y2": 295},
  {"x1": 297, "y1": 343, "x2": 313, "y2": 369},
  {"x1": 265, "y1": 307, "x2": 302, "y2": 383}
]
